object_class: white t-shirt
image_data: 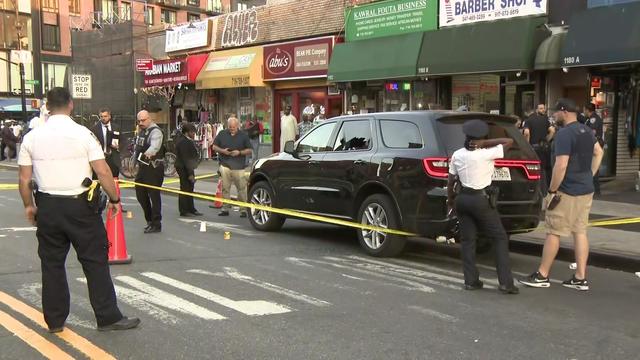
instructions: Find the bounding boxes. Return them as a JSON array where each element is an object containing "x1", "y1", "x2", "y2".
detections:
[
  {"x1": 18, "y1": 115, "x2": 105, "y2": 195},
  {"x1": 448, "y1": 145, "x2": 504, "y2": 190}
]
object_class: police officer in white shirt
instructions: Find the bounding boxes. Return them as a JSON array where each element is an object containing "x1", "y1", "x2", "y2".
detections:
[
  {"x1": 17, "y1": 87, "x2": 140, "y2": 332},
  {"x1": 447, "y1": 119, "x2": 519, "y2": 294}
]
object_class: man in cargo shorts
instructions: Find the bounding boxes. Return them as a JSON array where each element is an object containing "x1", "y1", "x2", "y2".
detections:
[{"x1": 520, "y1": 99, "x2": 604, "y2": 291}]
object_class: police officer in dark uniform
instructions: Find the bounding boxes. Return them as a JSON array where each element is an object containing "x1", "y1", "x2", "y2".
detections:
[
  {"x1": 583, "y1": 103, "x2": 604, "y2": 195},
  {"x1": 17, "y1": 87, "x2": 139, "y2": 332},
  {"x1": 135, "y1": 110, "x2": 166, "y2": 233},
  {"x1": 447, "y1": 120, "x2": 519, "y2": 294}
]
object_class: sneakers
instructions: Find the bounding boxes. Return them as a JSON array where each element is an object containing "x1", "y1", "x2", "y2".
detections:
[
  {"x1": 562, "y1": 276, "x2": 589, "y2": 291},
  {"x1": 518, "y1": 271, "x2": 551, "y2": 288}
]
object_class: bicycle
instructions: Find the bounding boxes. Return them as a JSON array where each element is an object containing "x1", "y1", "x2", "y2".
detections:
[{"x1": 120, "y1": 135, "x2": 179, "y2": 179}]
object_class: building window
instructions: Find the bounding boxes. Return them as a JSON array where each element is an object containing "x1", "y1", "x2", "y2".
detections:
[
  {"x1": 187, "y1": 13, "x2": 200, "y2": 22},
  {"x1": 42, "y1": 63, "x2": 67, "y2": 93},
  {"x1": 237, "y1": 2, "x2": 248, "y2": 11},
  {"x1": 207, "y1": 0, "x2": 221, "y2": 12},
  {"x1": 69, "y1": 0, "x2": 80, "y2": 15},
  {"x1": 187, "y1": 0, "x2": 199, "y2": 6},
  {"x1": 145, "y1": 7, "x2": 154, "y2": 25},
  {"x1": 42, "y1": 0, "x2": 59, "y2": 12},
  {"x1": 121, "y1": 2, "x2": 132, "y2": 21},
  {"x1": 161, "y1": 9, "x2": 177, "y2": 25},
  {"x1": 41, "y1": 24, "x2": 61, "y2": 51}
]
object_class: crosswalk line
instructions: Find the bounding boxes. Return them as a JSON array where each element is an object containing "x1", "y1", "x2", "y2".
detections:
[
  {"x1": 286, "y1": 257, "x2": 436, "y2": 293},
  {"x1": 188, "y1": 268, "x2": 332, "y2": 307},
  {"x1": 115, "y1": 276, "x2": 226, "y2": 321},
  {"x1": 141, "y1": 272, "x2": 291, "y2": 316}
]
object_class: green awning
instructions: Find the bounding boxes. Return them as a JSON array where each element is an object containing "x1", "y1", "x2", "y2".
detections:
[
  {"x1": 327, "y1": 32, "x2": 423, "y2": 82},
  {"x1": 535, "y1": 32, "x2": 567, "y2": 70},
  {"x1": 561, "y1": 2, "x2": 640, "y2": 67},
  {"x1": 417, "y1": 17, "x2": 548, "y2": 76}
]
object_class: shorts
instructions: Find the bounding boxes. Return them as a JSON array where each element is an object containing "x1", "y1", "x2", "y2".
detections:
[{"x1": 545, "y1": 191, "x2": 593, "y2": 237}]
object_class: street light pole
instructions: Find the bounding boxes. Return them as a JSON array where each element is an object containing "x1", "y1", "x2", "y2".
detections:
[{"x1": 14, "y1": 0, "x2": 27, "y2": 123}]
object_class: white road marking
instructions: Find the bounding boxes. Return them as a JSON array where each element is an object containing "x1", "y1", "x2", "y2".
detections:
[
  {"x1": 284, "y1": 257, "x2": 315, "y2": 268},
  {"x1": 408, "y1": 305, "x2": 459, "y2": 323},
  {"x1": 341, "y1": 274, "x2": 366, "y2": 281},
  {"x1": 286, "y1": 257, "x2": 436, "y2": 293},
  {"x1": 0, "y1": 227, "x2": 36, "y2": 232},
  {"x1": 18, "y1": 283, "x2": 94, "y2": 329},
  {"x1": 114, "y1": 276, "x2": 226, "y2": 320},
  {"x1": 77, "y1": 278, "x2": 180, "y2": 324},
  {"x1": 188, "y1": 268, "x2": 331, "y2": 307},
  {"x1": 142, "y1": 272, "x2": 290, "y2": 316},
  {"x1": 178, "y1": 219, "x2": 259, "y2": 237},
  {"x1": 0, "y1": 235, "x2": 6, "y2": 237},
  {"x1": 351, "y1": 255, "x2": 499, "y2": 288}
]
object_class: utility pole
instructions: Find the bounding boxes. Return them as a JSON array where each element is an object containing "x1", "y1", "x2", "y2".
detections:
[{"x1": 11, "y1": 0, "x2": 27, "y2": 123}]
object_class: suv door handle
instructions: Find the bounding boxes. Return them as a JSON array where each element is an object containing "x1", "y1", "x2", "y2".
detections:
[
  {"x1": 354, "y1": 160, "x2": 366, "y2": 165},
  {"x1": 309, "y1": 160, "x2": 321, "y2": 165}
]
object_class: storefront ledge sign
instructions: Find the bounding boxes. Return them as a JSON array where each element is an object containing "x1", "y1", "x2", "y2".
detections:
[
  {"x1": 264, "y1": 37, "x2": 336, "y2": 81},
  {"x1": 144, "y1": 59, "x2": 188, "y2": 87},
  {"x1": 439, "y1": 0, "x2": 548, "y2": 27},
  {"x1": 165, "y1": 19, "x2": 212, "y2": 53},
  {"x1": 206, "y1": 54, "x2": 256, "y2": 71},
  {"x1": 345, "y1": 0, "x2": 437, "y2": 41}
]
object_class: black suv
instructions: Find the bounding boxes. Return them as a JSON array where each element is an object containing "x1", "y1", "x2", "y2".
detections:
[{"x1": 248, "y1": 111, "x2": 542, "y2": 257}]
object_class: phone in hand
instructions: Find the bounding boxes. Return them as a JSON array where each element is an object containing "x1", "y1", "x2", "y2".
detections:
[{"x1": 547, "y1": 194, "x2": 561, "y2": 210}]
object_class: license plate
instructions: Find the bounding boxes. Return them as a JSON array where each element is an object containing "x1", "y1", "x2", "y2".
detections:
[{"x1": 492, "y1": 167, "x2": 511, "y2": 181}]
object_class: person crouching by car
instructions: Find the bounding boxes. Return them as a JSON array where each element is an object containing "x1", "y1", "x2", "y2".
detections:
[{"x1": 175, "y1": 122, "x2": 203, "y2": 217}]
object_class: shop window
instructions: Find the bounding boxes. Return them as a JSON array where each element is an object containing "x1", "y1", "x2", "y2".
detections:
[
  {"x1": 42, "y1": 24, "x2": 61, "y2": 52},
  {"x1": 187, "y1": 0, "x2": 199, "y2": 6},
  {"x1": 0, "y1": 52, "x2": 9, "y2": 93},
  {"x1": 145, "y1": 7, "x2": 154, "y2": 25},
  {"x1": 0, "y1": 14, "x2": 31, "y2": 50},
  {"x1": 188, "y1": 13, "x2": 200, "y2": 22},
  {"x1": 207, "y1": 0, "x2": 222, "y2": 12},
  {"x1": 298, "y1": 122, "x2": 336, "y2": 153},
  {"x1": 69, "y1": 0, "x2": 81, "y2": 15},
  {"x1": 333, "y1": 120, "x2": 372, "y2": 152},
  {"x1": 380, "y1": 120, "x2": 423, "y2": 149},
  {"x1": 161, "y1": 9, "x2": 177, "y2": 25},
  {"x1": 42, "y1": 0, "x2": 58, "y2": 12},
  {"x1": 10, "y1": 58, "x2": 34, "y2": 95},
  {"x1": 42, "y1": 63, "x2": 67, "y2": 92},
  {"x1": 121, "y1": 2, "x2": 132, "y2": 21},
  {"x1": 588, "y1": 0, "x2": 638, "y2": 8},
  {"x1": 451, "y1": 74, "x2": 500, "y2": 113}
]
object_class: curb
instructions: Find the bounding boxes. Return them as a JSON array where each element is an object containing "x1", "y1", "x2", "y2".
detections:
[{"x1": 510, "y1": 236, "x2": 640, "y2": 273}]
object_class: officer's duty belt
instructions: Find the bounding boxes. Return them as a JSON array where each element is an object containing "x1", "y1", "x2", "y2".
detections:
[
  {"x1": 36, "y1": 191, "x2": 87, "y2": 199},
  {"x1": 460, "y1": 187, "x2": 487, "y2": 195}
]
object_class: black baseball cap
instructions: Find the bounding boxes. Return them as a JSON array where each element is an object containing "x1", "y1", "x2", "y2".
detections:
[
  {"x1": 552, "y1": 98, "x2": 578, "y2": 113},
  {"x1": 462, "y1": 120, "x2": 489, "y2": 138}
]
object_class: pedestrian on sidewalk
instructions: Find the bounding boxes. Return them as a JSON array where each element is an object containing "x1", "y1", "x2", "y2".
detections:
[
  {"x1": 298, "y1": 114, "x2": 315, "y2": 138},
  {"x1": 523, "y1": 104, "x2": 555, "y2": 195},
  {"x1": 244, "y1": 115, "x2": 262, "y2": 166},
  {"x1": 520, "y1": 99, "x2": 604, "y2": 291},
  {"x1": 134, "y1": 110, "x2": 166, "y2": 234},
  {"x1": 583, "y1": 103, "x2": 604, "y2": 196},
  {"x1": 280, "y1": 105, "x2": 298, "y2": 151},
  {"x1": 175, "y1": 122, "x2": 203, "y2": 217},
  {"x1": 1, "y1": 120, "x2": 18, "y2": 160},
  {"x1": 17, "y1": 87, "x2": 139, "y2": 332},
  {"x1": 447, "y1": 119, "x2": 519, "y2": 294},
  {"x1": 212, "y1": 117, "x2": 252, "y2": 218}
]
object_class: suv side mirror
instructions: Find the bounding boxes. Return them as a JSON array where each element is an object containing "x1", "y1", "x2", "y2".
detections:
[{"x1": 283, "y1": 140, "x2": 296, "y2": 154}]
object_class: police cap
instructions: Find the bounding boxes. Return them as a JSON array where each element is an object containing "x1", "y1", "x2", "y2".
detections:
[{"x1": 462, "y1": 120, "x2": 489, "y2": 138}]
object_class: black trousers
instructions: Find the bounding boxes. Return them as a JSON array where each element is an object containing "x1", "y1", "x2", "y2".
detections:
[
  {"x1": 135, "y1": 163, "x2": 164, "y2": 227},
  {"x1": 35, "y1": 194, "x2": 122, "y2": 328},
  {"x1": 176, "y1": 166, "x2": 196, "y2": 214},
  {"x1": 455, "y1": 192, "x2": 514, "y2": 287}
]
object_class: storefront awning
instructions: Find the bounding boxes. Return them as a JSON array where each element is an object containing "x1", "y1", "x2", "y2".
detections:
[
  {"x1": 561, "y1": 2, "x2": 640, "y2": 68},
  {"x1": 417, "y1": 17, "x2": 548, "y2": 76},
  {"x1": 196, "y1": 47, "x2": 264, "y2": 89},
  {"x1": 327, "y1": 32, "x2": 423, "y2": 82},
  {"x1": 535, "y1": 32, "x2": 566, "y2": 70}
]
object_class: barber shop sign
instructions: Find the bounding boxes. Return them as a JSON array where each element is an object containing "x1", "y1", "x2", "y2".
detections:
[{"x1": 439, "y1": 0, "x2": 547, "y2": 27}]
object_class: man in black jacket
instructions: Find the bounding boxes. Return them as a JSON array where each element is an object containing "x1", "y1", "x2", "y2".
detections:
[
  {"x1": 175, "y1": 122, "x2": 202, "y2": 217},
  {"x1": 91, "y1": 108, "x2": 120, "y2": 177}
]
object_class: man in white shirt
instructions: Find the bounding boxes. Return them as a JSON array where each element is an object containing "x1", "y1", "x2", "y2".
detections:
[
  {"x1": 17, "y1": 87, "x2": 139, "y2": 332},
  {"x1": 280, "y1": 105, "x2": 298, "y2": 151},
  {"x1": 447, "y1": 119, "x2": 518, "y2": 294}
]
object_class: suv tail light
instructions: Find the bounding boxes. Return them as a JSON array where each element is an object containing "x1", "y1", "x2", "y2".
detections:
[
  {"x1": 495, "y1": 160, "x2": 541, "y2": 180},
  {"x1": 423, "y1": 157, "x2": 449, "y2": 179},
  {"x1": 424, "y1": 158, "x2": 541, "y2": 181}
]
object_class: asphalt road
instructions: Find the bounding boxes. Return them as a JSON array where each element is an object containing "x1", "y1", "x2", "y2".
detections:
[{"x1": 0, "y1": 169, "x2": 638, "y2": 360}]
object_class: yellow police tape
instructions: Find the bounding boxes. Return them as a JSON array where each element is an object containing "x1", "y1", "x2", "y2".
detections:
[
  {"x1": 117, "y1": 179, "x2": 417, "y2": 236},
  {"x1": 118, "y1": 173, "x2": 218, "y2": 189}
]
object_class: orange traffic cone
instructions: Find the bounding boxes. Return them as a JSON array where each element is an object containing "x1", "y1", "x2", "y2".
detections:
[
  {"x1": 213, "y1": 180, "x2": 223, "y2": 208},
  {"x1": 107, "y1": 178, "x2": 132, "y2": 264}
]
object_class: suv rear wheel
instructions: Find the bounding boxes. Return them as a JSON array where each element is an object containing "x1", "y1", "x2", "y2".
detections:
[
  {"x1": 357, "y1": 194, "x2": 406, "y2": 257},
  {"x1": 248, "y1": 181, "x2": 285, "y2": 231}
]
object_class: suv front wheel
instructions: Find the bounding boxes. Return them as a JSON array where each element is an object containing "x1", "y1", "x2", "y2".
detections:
[
  {"x1": 248, "y1": 181, "x2": 285, "y2": 231},
  {"x1": 357, "y1": 194, "x2": 406, "y2": 257}
]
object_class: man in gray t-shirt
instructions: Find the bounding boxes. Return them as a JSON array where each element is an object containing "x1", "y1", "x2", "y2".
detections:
[{"x1": 212, "y1": 117, "x2": 252, "y2": 217}]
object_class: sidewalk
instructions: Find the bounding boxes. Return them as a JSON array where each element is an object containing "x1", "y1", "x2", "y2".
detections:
[{"x1": 2, "y1": 159, "x2": 639, "y2": 267}]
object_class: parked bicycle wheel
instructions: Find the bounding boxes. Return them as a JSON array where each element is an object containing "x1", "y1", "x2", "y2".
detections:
[{"x1": 164, "y1": 152, "x2": 177, "y2": 177}]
